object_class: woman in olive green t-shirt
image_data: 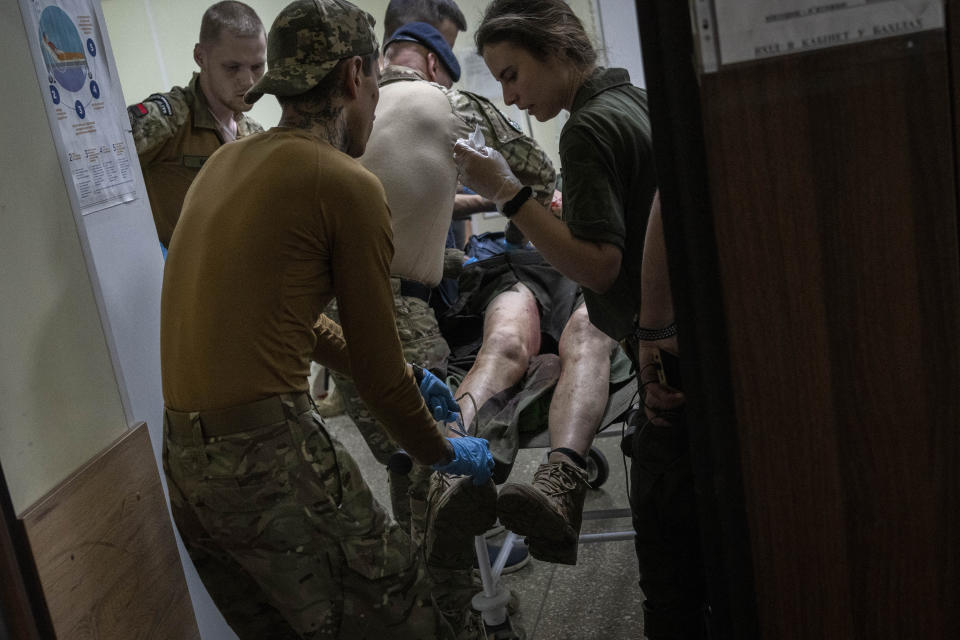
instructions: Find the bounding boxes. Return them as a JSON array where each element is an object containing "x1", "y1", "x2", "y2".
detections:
[{"x1": 453, "y1": 1, "x2": 708, "y2": 639}]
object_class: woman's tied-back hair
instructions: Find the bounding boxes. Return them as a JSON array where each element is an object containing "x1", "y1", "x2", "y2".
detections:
[
  {"x1": 475, "y1": 0, "x2": 596, "y2": 68},
  {"x1": 199, "y1": 1, "x2": 264, "y2": 46}
]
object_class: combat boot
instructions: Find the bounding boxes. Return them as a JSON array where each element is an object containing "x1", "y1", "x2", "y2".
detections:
[
  {"x1": 423, "y1": 473, "x2": 497, "y2": 569},
  {"x1": 496, "y1": 461, "x2": 589, "y2": 565}
]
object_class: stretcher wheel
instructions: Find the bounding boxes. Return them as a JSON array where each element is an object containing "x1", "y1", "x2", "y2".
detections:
[{"x1": 585, "y1": 446, "x2": 609, "y2": 489}]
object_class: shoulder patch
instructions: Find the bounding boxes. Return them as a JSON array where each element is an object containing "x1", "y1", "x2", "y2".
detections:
[
  {"x1": 145, "y1": 93, "x2": 173, "y2": 117},
  {"x1": 128, "y1": 103, "x2": 149, "y2": 119}
]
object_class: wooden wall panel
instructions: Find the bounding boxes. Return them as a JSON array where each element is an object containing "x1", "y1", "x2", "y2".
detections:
[
  {"x1": 700, "y1": 31, "x2": 960, "y2": 639},
  {"x1": 20, "y1": 424, "x2": 199, "y2": 639}
]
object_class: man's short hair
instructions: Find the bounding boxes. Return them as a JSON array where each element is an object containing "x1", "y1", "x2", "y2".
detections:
[
  {"x1": 383, "y1": 0, "x2": 466, "y2": 41},
  {"x1": 199, "y1": 1, "x2": 264, "y2": 46}
]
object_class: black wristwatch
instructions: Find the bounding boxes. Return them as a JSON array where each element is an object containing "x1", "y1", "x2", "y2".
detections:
[{"x1": 500, "y1": 185, "x2": 533, "y2": 218}]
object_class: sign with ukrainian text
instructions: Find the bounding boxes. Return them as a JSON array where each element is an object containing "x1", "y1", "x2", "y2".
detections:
[{"x1": 692, "y1": 0, "x2": 944, "y2": 72}]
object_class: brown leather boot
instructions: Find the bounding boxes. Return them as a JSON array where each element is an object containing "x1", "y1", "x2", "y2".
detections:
[
  {"x1": 423, "y1": 473, "x2": 497, "y2": 570},
  {"x1": 496, "y1": 461, "x2": 589, "y2": 565}
]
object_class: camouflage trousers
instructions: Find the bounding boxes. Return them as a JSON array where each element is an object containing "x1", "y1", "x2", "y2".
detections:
[
  {"x1": 325, "y1": 278, "x2": 450, "y2": 546},
  {"x1": 162, "y1": 392, "x2": 459, "y2": 639}
]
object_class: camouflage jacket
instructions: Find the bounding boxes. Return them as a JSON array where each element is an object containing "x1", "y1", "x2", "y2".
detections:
[{"x1": 127, "y1": 73, "x2": 263, "y2": 246}]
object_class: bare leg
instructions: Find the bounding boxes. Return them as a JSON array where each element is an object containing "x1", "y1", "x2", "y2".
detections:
[
  {"x1": 493, "y1": 302, "x2": 616, "y2": 565},
  {"x1": 547, "y1": 303, "x2": 617, "y2": 464},
  {"x1": 455, "y1": 283, "x2": 541, "y2": 431}
]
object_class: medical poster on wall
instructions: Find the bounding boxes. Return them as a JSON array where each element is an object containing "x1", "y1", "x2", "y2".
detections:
[
  {"x1": 20, "y1": 0, "x2": 136, "y2": 215},
  {"x1": 692, "y1": 0, "x2": 945, "y2": 72}
]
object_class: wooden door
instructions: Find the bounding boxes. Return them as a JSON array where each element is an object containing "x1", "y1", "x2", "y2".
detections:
[{"x1": 636, "y1": 2, "x2": 960, "y2": 638}]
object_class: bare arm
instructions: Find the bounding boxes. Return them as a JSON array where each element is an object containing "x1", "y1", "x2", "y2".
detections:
[
  {"x1": 636, "y1": 192, "x2": 683, "y2": 420},
  {"x1": 638, "y1": 191, "x2": 676, "y2": 341},
  {"x1": 452, "y1": 121, "x2": 618, "y2": 292},
  {"x1": 453, "y1": 193, "x2": 496, "y2": 219},
  {"x1": 509, "y1": 197, "x2": 622, "y2": 293}
]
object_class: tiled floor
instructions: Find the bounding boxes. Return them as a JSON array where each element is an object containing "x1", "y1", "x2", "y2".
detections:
[{"x1": 323, "y1": 413, "x2": 644, "y2": 640}]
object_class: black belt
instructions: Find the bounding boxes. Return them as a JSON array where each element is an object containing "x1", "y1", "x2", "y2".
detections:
[{"x1": 399, "y1": 278, "x2": 431, "y2": 303}]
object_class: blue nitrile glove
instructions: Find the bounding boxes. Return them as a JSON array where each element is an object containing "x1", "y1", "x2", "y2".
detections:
[
  {"x1": 463, "y1": 256, "x2": 478, "y2": 266},
  {"x1": 418, "y1": 368, "x2": 461, "y2": 423},
  {"x1": 494, "y1": 236, "x2": 523, "y2": 252},
  {"x1": 432, "y1": 436, "x2": 495, "y2": 485}
]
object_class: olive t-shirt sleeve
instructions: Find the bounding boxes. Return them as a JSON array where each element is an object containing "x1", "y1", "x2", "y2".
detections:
[
  {"x1": 323, "y1": 167, "x2": 448, "y2": 465},
  {"x1": 559, "y1": 126, "x2": 626, "y2": 249}
]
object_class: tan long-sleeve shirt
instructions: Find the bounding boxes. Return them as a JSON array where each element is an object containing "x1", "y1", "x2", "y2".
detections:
[{"x1": 161, "y1": 127, "x2": 447, "y2": 464}]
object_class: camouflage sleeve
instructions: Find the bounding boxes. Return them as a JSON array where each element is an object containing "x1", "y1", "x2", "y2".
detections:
[
  {"x1": 448, "y1": 89, "x2": 556, "y2": 207},
  {"x1": 443, "y1": 247, "x2": 466, "y2": 280},
  {"x1": 127, "y1": 87, "x2": 190, "y2": 163},
  {"x1": 237, "y1": 113, "x2": 265, "y2": 136},
  {"x1": 497, "y1": 134, "x2": 555, "y2": 207}
]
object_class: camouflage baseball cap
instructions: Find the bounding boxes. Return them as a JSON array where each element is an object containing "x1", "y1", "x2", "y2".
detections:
[{"x1": 244, "y1": 0, "x2": 378, "y2": 104}]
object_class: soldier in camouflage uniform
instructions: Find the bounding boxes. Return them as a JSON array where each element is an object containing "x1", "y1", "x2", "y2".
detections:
[
  {"x1": 128, "y1": 1, "x2": 266, "y2": 248},
  {"x1": 325, "y1": 19, "x2": 555, "y2": 551},
  {"x1": 160, "y1": 1, "x2": 496, "y2": 637}
]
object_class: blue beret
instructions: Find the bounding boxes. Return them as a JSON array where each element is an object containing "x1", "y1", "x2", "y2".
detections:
[{"x1": 385, "y1": 21, "x2": 461, "y2": 82}]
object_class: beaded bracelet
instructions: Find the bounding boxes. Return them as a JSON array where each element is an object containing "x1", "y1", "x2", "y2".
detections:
[{"x1": 633, "y1": 322, "x2": 678, "y2": 342}]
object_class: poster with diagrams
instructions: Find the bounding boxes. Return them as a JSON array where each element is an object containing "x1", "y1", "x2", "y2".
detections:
[
  {"x1": 691, "y1": 0, "x2": 945, "y2": 72},
  {"x1": 21, "y1": 0, "x2": 136, "y2": 214}
]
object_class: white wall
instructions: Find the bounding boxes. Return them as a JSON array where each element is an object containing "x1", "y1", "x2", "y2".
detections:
[
  {"x1": 101, "y1": 0, "x2": 394, "y2": 131},
  {"x1": 596, "y1": 0, "x2": 646, "y2": 88},
  {"x1": 101, "y1": 0, "x2": 602, "y2": 165},
  {"x1": 0, "y1": 0, "x2": 129, "y2": 516},
  {"x1": 100, "y1": 0, "x2": 607, "y2": 243},
  {"x1": 4, "y1": 1, "x2": 233, "y2": 637}
]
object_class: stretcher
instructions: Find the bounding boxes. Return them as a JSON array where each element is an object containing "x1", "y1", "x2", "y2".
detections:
[{"x1": 389, "y1": 374, "x2": 638, "y2": 639}]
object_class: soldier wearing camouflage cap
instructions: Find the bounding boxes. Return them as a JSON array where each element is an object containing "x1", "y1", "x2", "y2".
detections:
[
  {"x1": 160, "y1": 0, "x2": 494, "y2": 637},
  {"x1": 128, "y1": 1, "x2": 266, "y2": 249}
]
